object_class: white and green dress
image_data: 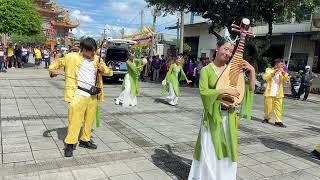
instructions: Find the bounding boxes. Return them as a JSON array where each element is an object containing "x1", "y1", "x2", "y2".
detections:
[
  {"x1": 162, "y1": 63, "x2": 187, "y2": 106},
  {"x1": 188, "y1": 63, "x2": 253, "y2": 180},
  {"x1": 116, "y1": 59, "x2": 143, "y2": 107}
]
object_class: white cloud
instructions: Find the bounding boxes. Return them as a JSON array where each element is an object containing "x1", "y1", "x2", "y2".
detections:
[
  {"x1": 67, "y1": 0, "x2": 178, "y2": 39},
  {"x1": 71, "y1": 28, "x2": 100, "y2": 39},
  {"x1": 71, "y1": 10, "x2": 94, "y2": 23},
  {"x1": 103, "y1": 0, "x2": 146, "y2": 21},
  {"x1": 110, "y1": 2, "x2": 130, "y2": 12},
  {"x1": 104, "y1": 24, "x2": 139, "y2": 38}
]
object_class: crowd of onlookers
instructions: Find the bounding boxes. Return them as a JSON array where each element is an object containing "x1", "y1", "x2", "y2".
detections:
[
  {"x1": 140, "y1": 53, "x2": 210, "y2": 87},
  {"x1": 0, "y1": 43, "x2": 64, "y2": 72}
]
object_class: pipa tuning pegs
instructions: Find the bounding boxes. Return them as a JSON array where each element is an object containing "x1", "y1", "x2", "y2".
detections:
[
  {"x1": 231, "y1": 28, "x2": 241, "y2": 33},
  {"x1": 246, "y1": 31, "x2": 255, "y2": 37},
  {"x1": 231, "y1": 24, "x2": 240, "y2": 29}
]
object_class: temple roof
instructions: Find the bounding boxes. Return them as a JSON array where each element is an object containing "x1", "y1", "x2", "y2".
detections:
[
  {"x1": 33, "y1": 0, "x2": 79, "y2": 29},
  {"x1": 33, "y1": 0, "x2": 50, "y2": 3},
  {"x1": 51, "y1": 20, "x2": 80, "y2": 29},
  {"x1": 36, "y1": 6, "x2": 64, "y2": 15}
]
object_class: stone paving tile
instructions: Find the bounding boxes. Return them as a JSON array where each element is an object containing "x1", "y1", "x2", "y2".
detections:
[
  {"x1": 2, "y1": 143, "x2": 31, "y2": 153},
  {"x1": 1, "y1": 130, "x2": 27, "y2": 139},
  {"x1": 266, "y1": 161, "x2": 298, "y2": 174},
  {"x1": 100, "y1": 162, "x2": 133, "y2": 177},
  {"x1": 2, "y1": 172, "x2": 39, "y2": 180},
  {"x1": 137, "y1": 169, "x2": 173, "y2": 180},
  {"x1": 3, "y1": 151, "x2": 33, "y2": 164},
  {"x1": 248, "y1": 152, "x2": 279, "y2": 163},
  {"x1": 72, "y1": 167, "x2": 106, "y2": 180},
  {"x1": 107, "y1": 142, "x2": 133, "y2": 151},
  {"x1": 109, "y1": 173, "x2": 142, "y2": 180},
  {"x1": 248, "y1": 163, "x2": 282, "y2": 177},
  {"x1": 263, "y1": 151, "x2": 294, "y2": 160},
  {"x1": 32, "y1": 149, "x2": 62, "y2": 161},
  {"x1": 39, "y1": 171, "x2": 75, "y2": 180},
  {"x1": 260, "y1": 174, "x2": 296, "y2": 180},
  {"x1": 238, "y1": 167, "x2": 264, "y2": 180},
  {"x1": 125, "y1": 159, "x2": 158, "y2": 173},
  {"x1": 288, "y1": 170, "x2": 320, "y2": 180},
  {"x1": 238, "y1": 155, "x2": 260, "y2": 166},
  {"x1": 284, "y1": 158, "x2": 314, "y2": 170},
  {"x1": 305, "y1": 167, "x2": 320, "y2": 178}
]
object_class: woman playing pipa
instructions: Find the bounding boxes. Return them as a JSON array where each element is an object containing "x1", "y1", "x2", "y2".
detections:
[{"x1": 188, "y1": 18, "x2": 256, "y2": 180}]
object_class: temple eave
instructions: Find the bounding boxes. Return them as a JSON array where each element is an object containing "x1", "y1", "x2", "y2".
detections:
[
  {"x1": 37, "y1": 7, "x2": 59, "y2": 14},
  {"x1": 51, "y1": 21, "x2": 79, "y2": 29},
  {"x1": 33, "y1": 0, "x2": 50, "y2": 3}
]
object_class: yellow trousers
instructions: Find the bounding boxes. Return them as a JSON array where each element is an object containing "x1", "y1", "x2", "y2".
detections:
[
  {"x1": 316, "y1": 144, "x2": 320, "y2": 153},
  {"x1": 64, "y1": 95, "x2": 97, "y2": 144},
  {"x1": 264, "y1": 96, "x2": 283, "y2": 123}
]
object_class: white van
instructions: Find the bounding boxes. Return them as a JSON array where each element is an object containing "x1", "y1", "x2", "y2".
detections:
[{"x1": 104, "y1": 38, "x2": 136, "y2": 81}]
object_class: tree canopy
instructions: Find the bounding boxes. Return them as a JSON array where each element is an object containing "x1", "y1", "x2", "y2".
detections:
[
  {"x1": 0, "y1": 0, "x2": 43, "y2": 35},
  {"x1": 145, "y1": 0, "x2": 320, "y2": 36},
  {"x1": 10, "y1": 33, "x2": 45, "y2": 45}
]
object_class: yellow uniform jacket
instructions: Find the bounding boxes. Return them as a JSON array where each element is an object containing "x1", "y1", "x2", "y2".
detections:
[
  {"x1": 49, "y1": 52, "x2": 113, "y2": 102},
  {"x1": 263, "y1": 68, "x2": 290, "y2": 98}
]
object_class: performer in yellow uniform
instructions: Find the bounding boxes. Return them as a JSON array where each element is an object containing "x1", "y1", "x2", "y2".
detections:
[
  {"x1": 262, "y1": 59, "x2": 289, "y2": 127},
  {"x1": 312, "y1": 144, "x2": 320, "y2": 160},
  {"x1": 49, "y1": 38, "x2": 113, "y2": 157}
]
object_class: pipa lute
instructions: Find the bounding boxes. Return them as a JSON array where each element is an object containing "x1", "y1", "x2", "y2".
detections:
[{"x1": 216, "y1": 18, "x2": 255, "y2": 106}]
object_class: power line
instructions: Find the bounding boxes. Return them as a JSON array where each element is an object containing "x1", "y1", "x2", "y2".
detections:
[
  {"x1": 156, "y1": 19, "x2": 178, "y2": 27},
  {"x1": 127, "y1": 12, "x2": 140, "y2": 26}
]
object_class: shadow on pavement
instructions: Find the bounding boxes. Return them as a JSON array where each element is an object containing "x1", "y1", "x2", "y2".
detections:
[
  {"x1": 304, "y1": 126, "x2": 320, "y2": 133},
  {"x1": 259, "y1": 137, "x2": 320, "y2": 165},
  {"x1": 153, "y1": 98, "x2": 169, "y2": 105},
  {"x1": 151, "y1": 144, "x2": 191, "y2": 180},
  {"x1": 43, "y1": 127, "x2": 67, "y2": 141},
  {"x1": 23, "y1": 62, "x2": 36, "y2": 68}
]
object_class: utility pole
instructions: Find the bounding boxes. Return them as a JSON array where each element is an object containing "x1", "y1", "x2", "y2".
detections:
[
  {"x1": 121, "y1": 28, "x2": 125, "y2": 37},
  {"x1": 176, "y1": 19, "x2": 180, "y2": 53},
  {"x1": 152, "y1": 15, "x2": 156, "y2": 56},
  {"x1": 140, "y1": 9, "x2": 144, "y2": 31},
  {"x1": 150, "y1": 8, "x2": 160, "y2": 57},
  {"x1": 179, "y1": 10, "x2": 184, "y2": 54},
  {"x1": 287, "y1": 34, "x2": 294, "y2": 68}
]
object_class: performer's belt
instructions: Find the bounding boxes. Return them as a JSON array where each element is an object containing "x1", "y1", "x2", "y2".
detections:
[{"x1": 78, "y1": 86, "x2": 101, "y2": 96}]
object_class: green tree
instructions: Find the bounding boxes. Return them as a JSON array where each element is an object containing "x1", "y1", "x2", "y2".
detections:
[
  {"x1": 183, "y1": 43, "x2": 191, "y2": 55},
  {"x1": 10, "y1": 33, "x2": 45, "y2": 45},
  {"x1": 0, "y1": 0, "x2": 43, "y2": 35}
]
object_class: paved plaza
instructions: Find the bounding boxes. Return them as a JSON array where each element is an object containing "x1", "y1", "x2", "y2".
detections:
[{"x1": 0, "y1": 66, "x2": 320, "y2": 180}]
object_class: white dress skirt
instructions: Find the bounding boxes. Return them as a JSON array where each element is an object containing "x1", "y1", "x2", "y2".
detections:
[
  {"x1": 166, "y1": 82, "x2": 178, "y2": 106},
  {"x1": 115, "y1": 74, "x2": 137, "y2": 107},
  {"x1": 188, "y1": 111, "x2": 237, "y2": 180}
]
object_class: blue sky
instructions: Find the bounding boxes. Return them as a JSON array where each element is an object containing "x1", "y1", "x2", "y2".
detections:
[{"x1": 56, "y1": 0, "x2": 179, "y2": 38}]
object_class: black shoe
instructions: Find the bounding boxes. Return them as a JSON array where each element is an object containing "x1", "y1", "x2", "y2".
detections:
[
  {"x1": 275, "y1": 122, "x2": 286, "y2": 128},
  {"x1": 64, "y1": 144, "x2": 74, "y2": 157},
  {"x1": 311, "y1": 150, "x2": 320, "y2": 160},
  {"x1": 302, "y1": 98, "x2": 307, "y2": 101},
  {"x1": 262, "y1": 119, "x2": 269, "y2": 123},
  {"x1": 79, "y1": 140, "x2": 97, "y2": 149}
]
